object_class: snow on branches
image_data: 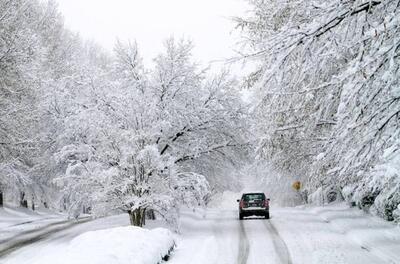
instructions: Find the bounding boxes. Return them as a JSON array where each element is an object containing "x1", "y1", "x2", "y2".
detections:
[
  {"x1": 238, "y1": 0, "x2": 400, "y2": 219},
  {"x1": 51, "y1": 37, "x2": 247, "y2": 226},
  {"x1": 0, "y1": 0, "x2": 247, "y2": 226}
]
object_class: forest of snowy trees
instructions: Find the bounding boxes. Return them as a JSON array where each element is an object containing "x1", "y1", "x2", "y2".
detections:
[
  {"x1": 0, "y1": 0, "x2": 249, "y2": 226},
  {"x1": 237, "y1": 0, "x2": 400, "y2": 221},
  {"x1": 1, "y1": 0, "x2": 399, "y2": 226}
]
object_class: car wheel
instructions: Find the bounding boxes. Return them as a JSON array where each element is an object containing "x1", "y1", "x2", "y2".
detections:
[
  {"x1": 239, "y1": 213, "x2": 244, "y2": 220},
  {"x1": 265, "y1": 212, "x2": 270, "y2": 219}
]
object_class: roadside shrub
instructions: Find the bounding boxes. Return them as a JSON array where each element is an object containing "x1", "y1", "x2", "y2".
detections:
[
  {"x1": 372, "y1": 186, "x2": 400, "y2": 221},
  {"x1": 393, "y1": 205, "x2": 400, "y2": 223},
  {"x1": 308, "y1": 185, "x2": 343, "y2": 205}
]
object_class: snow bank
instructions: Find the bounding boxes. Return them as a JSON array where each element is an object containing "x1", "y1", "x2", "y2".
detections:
[
  {"x1": 58, "y1": 226, "x2": 174, "y2": 264},
  {"x1": 310, "y1": 204, "x2": 400, "y2": 263},
  {"x1": 271, "y1": 204, "x2": 400, "y2": 264}
]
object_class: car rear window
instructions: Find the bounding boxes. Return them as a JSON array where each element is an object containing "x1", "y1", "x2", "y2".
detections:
[{"x1": 243, "y1": 193, "x2": 265, "y2": 201}]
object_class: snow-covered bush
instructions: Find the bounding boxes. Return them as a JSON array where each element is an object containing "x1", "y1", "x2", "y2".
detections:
[
  {"x1": 174, "y1": 172, "x2": 210, "y2": 207},
  {"x1": 394, "y1": 205, "x2": 400, "y2": 223},
  {"x1": 308, "y1": 185, "x2": 343, "y2": 206},
  {"x1": 352, "y1": 144, "x2": 400, "y2": 221},
  {"x1": 341, "y1": 185, "x2": 357, "y2": 206}
]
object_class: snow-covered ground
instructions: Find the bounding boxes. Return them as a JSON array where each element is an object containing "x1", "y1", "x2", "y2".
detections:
[
  {"x1": 0, "y1": 205, "x2": 93, "y2": 258},
  {"x1": 0, "y1": 206, "x2": 66, "y2": 231},
  {"x1": 168, "y1": 194, "x2": 400, "y2": 264},
  {"x1": 0, "y1": 212, "x2": 174, "y2": 264},
  {"x1": 1, "y1": 197, "x2": 400, "y2": 264},
  {"x1": 14, "y1": 225, "x2": 174, "y2": 264},
  {"x1": 270, "y1": 205, "x2": 400, "y2": 264},
  {"x1": 0, "y1": 206, "x2": 67, "y2": 249}
]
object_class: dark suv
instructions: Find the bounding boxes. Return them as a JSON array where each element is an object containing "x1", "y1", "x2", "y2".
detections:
[{"x1": 237, "y1": 192, "x2": 270, "y2": 220}]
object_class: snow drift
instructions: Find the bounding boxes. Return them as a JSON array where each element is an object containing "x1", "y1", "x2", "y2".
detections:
[{"x1": 54, "y1": 226, "x2": 174, "y2": 264}]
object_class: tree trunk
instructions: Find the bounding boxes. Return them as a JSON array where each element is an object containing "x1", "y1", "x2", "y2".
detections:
[
  {"x1": 63, "y1": 198, "x2": 67, "y2": 210},
  {"x1": 128, "y1": 207, "x2": 146, "y2": 227},
  {"x1": 0, "y1": 190, "x2": 3, "y2": 207},
  {"x1": 31, "y1": 195, "x2": 35, "y2": 211},
  {"x1": 20, "y1": 192, "x2": 28, "y2": 208},
  {"x1": 146, "y1": 209, "x2": 156, "y2": 220}
]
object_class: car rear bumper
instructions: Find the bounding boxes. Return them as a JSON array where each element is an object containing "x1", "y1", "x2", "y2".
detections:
[{"x1": 240, "y1": 207, "x2": 269, "y2": 216}]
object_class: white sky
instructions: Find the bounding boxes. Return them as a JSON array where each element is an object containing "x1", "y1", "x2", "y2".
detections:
[{"x1": 55, "y1": 0, "x2": 250, "y2": 69}]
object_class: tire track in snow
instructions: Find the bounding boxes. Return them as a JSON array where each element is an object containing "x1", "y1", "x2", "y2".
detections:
[
  {"x1": 237, "y1": 221, "x2": 250, "y2": 264},
  {"x1": 263, "y1": 220, "x2": 293, "y2": 264},
  {"x1": 0, "y1": 219, "x2": 72, "y2": 244},
  {"x1": 211, "y1": 210, "x2": 239, "y2": 264},
  {"x1": 0, "y1": 218, "x2": 91, "y2": 258},
  {"x1": 0, "y1": 217, "x2": 56, "y2": 230}
]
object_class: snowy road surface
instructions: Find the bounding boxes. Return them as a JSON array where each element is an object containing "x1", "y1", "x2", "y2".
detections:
[
  {"x1": 1, "y1": 204, "x2": 400, "y2": 264},
  {"x1": 0, "y1": 206, "x2": 94, "y2": 258},
  {"x1": 169, "y1": 205, "x2": 400, "y2": 264},
  {"x1": 168, "y1": 208, "x2": 294, "y2": 264},
  {"x1": 0, "y1": 215, "x2": 130, "y2": 264},
  {"x1": 0, "y1": 217, "x2": 90, "y2": 257}
]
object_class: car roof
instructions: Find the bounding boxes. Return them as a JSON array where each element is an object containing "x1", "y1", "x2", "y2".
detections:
[{"x1": 242, "y1": 192, "x2": 265, "y2": 195}]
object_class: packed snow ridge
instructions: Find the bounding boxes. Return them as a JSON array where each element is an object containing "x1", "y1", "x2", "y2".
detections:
[{"x1": 51, "y1": 227, "x2": 174, "y2": 264}]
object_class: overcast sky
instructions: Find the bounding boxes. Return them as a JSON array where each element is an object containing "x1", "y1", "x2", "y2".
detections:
[{"x1": 55, "y1": 0, "x2": 250, "y2": 69}]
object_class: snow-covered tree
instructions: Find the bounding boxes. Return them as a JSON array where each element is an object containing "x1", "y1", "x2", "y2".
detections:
[
  {"x1": 0, "y1": 0, "x2": 65, "y2": 207},
  {"x1": 52, "y1": 37, "x2": 248, "y2": 227},
  {"x1": 0, "y1": 0, "x2": 248, "y2": 226},
  {"x1": 237, "y1": 0, "x2": 400, "y2": 218}
]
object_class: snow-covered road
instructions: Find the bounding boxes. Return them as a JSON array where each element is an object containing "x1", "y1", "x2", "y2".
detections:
[
  {"x1": 169, "y1": 208, "x2": 292, "y2": 264},
  {"x1": 0, "y1": 215, "x2": 130, "y2": 264},
  {"x1": 1, "y1": 203, "x2": 400, "y2": 264},
  {"x1": 170, "y1": 205, "x2": 400, "y2": 264}
]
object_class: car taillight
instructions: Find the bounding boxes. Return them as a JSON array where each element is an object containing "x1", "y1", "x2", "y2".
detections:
[
  {"x1": 264, "y1": 200, "x2": 269, "y2": 208},
  {"x1": 239, "y1": 200, "x2": 244, "y2": 208}
]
